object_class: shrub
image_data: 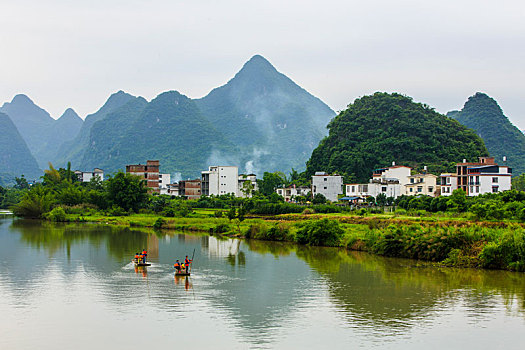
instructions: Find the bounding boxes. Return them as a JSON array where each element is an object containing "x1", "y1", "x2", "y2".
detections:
[
  {"x1": 47, "y1": 207, "x2": 67, "y2": 222},
  {"x1": 245, "y1": 222, "x2": 269, "y2": 239},
  {"x1": 153, "y1": 217, "x2": 165, "y2": 230},
  {"x1": 295, "y1": 219, "x2": 344, "y2": 246},
  {"x1": 302, "y1": 208, "x2": 315, "y2": 215},
  {"x1": 108, "y1": 205, "x2": 128, "y2": 216},
  {"x1": 213, "y1": 223, "x2": 230, "y2": 234}
]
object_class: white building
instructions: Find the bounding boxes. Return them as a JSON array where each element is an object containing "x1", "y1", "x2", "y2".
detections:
[
  {"x1": 75, "y1": 168, "x2": 104, "y2": 182},
  {"x1": 440, "y1": 173, "x2": 457, "y2": 196},
  {"x1": 405, "y1": 173, "x2": 439, "y2": 197},
  {"x1": 276, "y1": 185, "x2": 310, "y2": 202},
  {"x1": 311, "y1": 172, "x2": 343, "y2": 202},
  {"x1": 466, "y1": 164, "x2": 512, "y2": 196},
  {"x1": 345, "y1": 180, "x2": 402, "y2": 199},
  {"x1": 159, "y1": 173, "x2": 171, "y2": 195},
  {"x1": 238, "y1": 174, "x2": 258, "y2": 198},
  {"x1": 166, "y1": 183, "x2": 179, "y2": 196},
  {"x1": 345, "y1": 164, "x2": 411, "y2": 199},
  {"x1": 372, "y1": 164, "x2": 412, "y2": 187},
  {"x1": 440, "y1": 157, "x2": 512, "y2": 197},
  {"x1": 201, "y1": 166, "x2": 239, "y2": 196}
]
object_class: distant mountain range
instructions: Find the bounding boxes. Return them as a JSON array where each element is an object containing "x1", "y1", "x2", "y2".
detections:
[
  {"x1": 0, "y1": 55, "x2": 335, "y2": 180},
  {"x1": 2, "y1": 57, "x2": 523, "y2": 185},
  {"x1": 0, "y1": 112, "x2": 41, "y2": 182},
  {"x1": 0, "y1": 95, "x2": 82, "y2": 170},
  {"x1": 448, "y1": 92, "x2": 525, "y2": 175}
]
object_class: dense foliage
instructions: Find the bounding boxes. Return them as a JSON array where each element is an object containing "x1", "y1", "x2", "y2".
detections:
[
  {"x1": 449, "y1": 92, "x2": 525, "y2": 175},
  {"x1": 395, "y1": 189, "x2": 525, "y2": 221},
  {"x1": 306, "y1": 93, "x2": 488, "y2": 182}
]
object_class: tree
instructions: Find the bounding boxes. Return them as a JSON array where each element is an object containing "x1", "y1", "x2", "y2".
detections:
[
  {"x1": 240, "y1": 180, "x2": 255, "y2": 198},
  {"x1": 105, "y1": 171, "x2": 148, "y2": 212},
  {"x1": 512, "y1": 174, "x2": 525, "y2": 191},
  {"x1": 312, "y1": 193, "x2": 327, "y2": 204},
  {"x1": 376, "y1": 193, "x2": 387, "y2": 206},
  {"x1": 258, "y1": 172, "x2": 286, "y2": 196},
  {"x1": 14, "y1": 175, "x2": 30, "y2": 190},
  {"x1": 447, "y1": 189, "x2": 468, "y2": 212}
]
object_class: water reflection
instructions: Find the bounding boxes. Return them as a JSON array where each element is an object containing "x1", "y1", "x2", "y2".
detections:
[{"x1": 1, "y1": 216, "x2": 525, "y2": 349}]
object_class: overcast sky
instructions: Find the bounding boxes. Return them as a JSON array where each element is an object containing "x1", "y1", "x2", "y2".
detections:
[{"x1": 1, "y1": 0, "x2": 524, "y2": 127}]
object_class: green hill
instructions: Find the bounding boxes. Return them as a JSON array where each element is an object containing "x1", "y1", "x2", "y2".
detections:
[
  {"x1": 0, "y1": 112, "x2": 41, "y2": 181},
  {"x1": 195, "y1": 55, "x2": 335, "y2": 174},
  {"x1": 53, "y1": 91, "x2": 136, "y2": 169},
  {"x1": 80, "y1": 91, "x2": 235, "y2": 177},
  {"x1": 306, "y1": 92, "x2": 488, "y2": 182},
  {"x1": 448, "y1": 92, "x2": 525, "y2": 175}
]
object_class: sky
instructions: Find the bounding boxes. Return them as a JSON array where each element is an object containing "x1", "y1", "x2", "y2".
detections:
[{"x1": 1, "y1": 0, "x2": 524, "y2": 127}]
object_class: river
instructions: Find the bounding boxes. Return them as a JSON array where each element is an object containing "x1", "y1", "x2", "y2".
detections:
[{"x1": 1, "y1": 216, "x2": 524, "y2": 349}]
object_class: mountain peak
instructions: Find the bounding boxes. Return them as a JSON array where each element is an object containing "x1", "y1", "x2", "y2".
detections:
[
  {"x1": 11, "y1": 94, "x2": 34, "y2": 105},
  {"x1": 59, "y1": 108, "x2": 81, "y2": 121},
  {"x1": 237, "y1": 55, "x2": 278, "y2": 76}
]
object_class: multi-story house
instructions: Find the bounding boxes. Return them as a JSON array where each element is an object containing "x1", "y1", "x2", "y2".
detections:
[
  {"x1": 345, "y1": 179, "x2": 403, "y2": 199},
  {"x1": 440, "y1": 173, "x2": 457, "y2": 196},
  {"x1": 276, "y1": 185, "x2": 310, "y2": 202},
  {"x1": 201, "y1": 166, "x2": 238, "y2": 196},
  {"x1": 237, "y1": 174, "x2": 258, "y2": 198},
  {"x1": 159, "y1": 173, "x2": 171, "y2": 195},
  {"x1": 345, "y1": 163, "x2": 411, "y2": 199},
  {"x1": 74, "y1": 168, "x2": 104, "y2": 182},
  {"x1": 126, "y1": 160, "x2": 160, "y2": 193},
  {"x1": 405, "y1": 173, "x2": 438, "y2": 197},
  {"x1": 179, "y1": 179, "x2": 202, "y2": 200},
  {"x1": 372, "y1": 164, "x2": 412, "y2": 187},
  {"x1": 440, "y1": 157, "x2": 512, "y2": 196},
  {"x1": 311, "y1": 172, "x2": 343, "y2": 202}
]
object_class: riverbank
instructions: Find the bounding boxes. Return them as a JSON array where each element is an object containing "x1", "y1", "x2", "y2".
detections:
[{"x1": 53, "y1": 209, "x2": 525, "y2": 272}]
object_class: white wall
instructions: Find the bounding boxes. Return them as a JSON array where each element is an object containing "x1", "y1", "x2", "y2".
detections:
[{"x1": 312, "y1": 175, "x2": 343, "y2": 202}]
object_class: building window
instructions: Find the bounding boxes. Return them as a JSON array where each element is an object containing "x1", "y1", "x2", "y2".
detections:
[
  {"x1": 409, "y1": 188, "x2": 413, "y2": 192},
  {"x1": 428, "y1": 187, "x2": 433, "y2": 193},
  {"x1": 476, "y1": 186, "x2": 479, "y2": 193},
  {"x1": 410, "y1": 178, "x2": 414, "y2": 184},
  {"x1": 352, "y1": 186, "x2": 355, "y2": 192},
  {"x1": 492, "y1": 186, "x2": 499, "y2": 193},
  {"x1": 417, "y1": 186, "x2": 422, "y2": 193},
  {"x1": 324, "y1": 187, "x2": 327, "y2": 190},
  {"x1": 382, "y1": 187, "x2": 387, "y2": 192},
  {"x1": 324, "y1": 178, "x2": 327, "y2": 181},
  {"x1": 492, "y1": 177, "x2": 498, "y2": 183},
  {"x1": 470, "y1": 186, "x2": 473, "y2": 193}
]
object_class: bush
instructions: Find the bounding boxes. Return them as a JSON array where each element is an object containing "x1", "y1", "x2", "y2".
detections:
[
  {"x1": 302, "y1": 207, "x2": 315, "y2": 215},
  {"x1": 213, "y1": 223, "x2": 230, "y2": 234},
  {"x1": 295, "y1": 219, "x2": 344, "y2": 246},
  {"x1": 108, "y1": 205, "x2": 128, "y2": 216},
  {"x1": 47, "y1": 207, "x2": 67, "y2": 222},
  {"x1": 245, "y1": 222, "x2": 269, "y2": 239},
  {"x1": 153, "y1": 217, "x2": 165, "y2": 230}
]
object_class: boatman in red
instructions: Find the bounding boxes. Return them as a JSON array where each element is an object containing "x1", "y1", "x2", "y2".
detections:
[
  {"x1": 184, "y1": 255, "x2": 192, "y2": 273},
  {"x1": 141, "y1": 249, "x2": 147, "y2": 263},
  {"x1": 134, "y1": 253, "x2": 141, "y2": 264}
]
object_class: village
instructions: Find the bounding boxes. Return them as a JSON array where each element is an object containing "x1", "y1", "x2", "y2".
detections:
[{"x1": 73, "y1": 156, "x2": 513, "y2": 204}]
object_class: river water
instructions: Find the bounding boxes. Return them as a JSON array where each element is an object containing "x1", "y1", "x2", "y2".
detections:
[{"x1": 1, "y1": 216, "x2": 524, "y2": 349}]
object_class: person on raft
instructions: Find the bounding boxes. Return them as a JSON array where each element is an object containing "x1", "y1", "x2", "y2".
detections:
[
  {"x1": 184, "y1": 255, "x2": 192, "y2": 273},
  {"x1": 174, "y1": 260, "x2": 181, "y2": 273},
  {"x1": 134, "y1": 252, "x2": 141, "y2": 264},
  {"x1": 141, "y1": 249, "x2": 147, "y2": 263}
]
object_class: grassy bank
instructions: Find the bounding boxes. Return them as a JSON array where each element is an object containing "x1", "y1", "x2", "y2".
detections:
[{"x1": 55, "y1": 209, "x2": 525, "y2": 272}]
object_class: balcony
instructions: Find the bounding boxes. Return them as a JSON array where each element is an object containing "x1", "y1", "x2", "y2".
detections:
[{"x1": 468, "y1": 182, "x2": 480, "y2": 186}]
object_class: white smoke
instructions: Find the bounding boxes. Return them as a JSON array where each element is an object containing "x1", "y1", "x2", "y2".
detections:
[{"x1": 171, "y1": 172, "x2": 182, "y2": 183}]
